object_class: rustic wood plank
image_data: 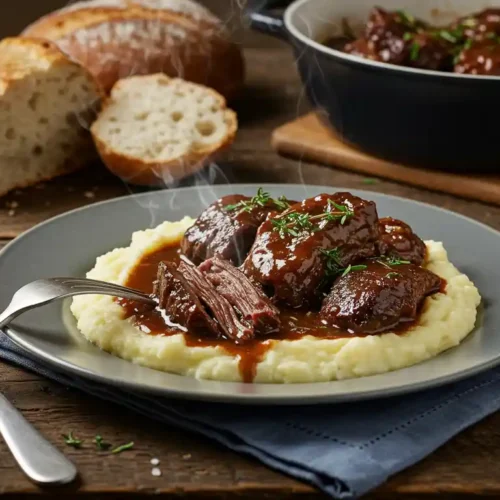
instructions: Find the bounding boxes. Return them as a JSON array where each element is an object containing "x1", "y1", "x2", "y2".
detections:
[{"x1": 4, "y1": 368, "x2": 500, "y2": 498}]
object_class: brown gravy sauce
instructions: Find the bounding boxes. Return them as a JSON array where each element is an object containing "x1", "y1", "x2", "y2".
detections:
[{"x1": 118, "y1": 239, "x2": 446, "y2": 382}]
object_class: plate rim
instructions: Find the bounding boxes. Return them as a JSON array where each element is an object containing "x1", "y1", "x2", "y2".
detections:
[{"x1": 1, "y1": 183, "x2": 498, "y2": 405}]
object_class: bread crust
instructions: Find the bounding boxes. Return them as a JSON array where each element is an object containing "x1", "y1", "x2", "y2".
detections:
[
  {"x1": 90, "y1": 75, "x2": 237, "y2": 186},
  {"x1": 23, "y1": 0, "x2": 245, "y2": 100},
  {"x1": 0, "y1": 37, "x2": 103, "y2": 197}
]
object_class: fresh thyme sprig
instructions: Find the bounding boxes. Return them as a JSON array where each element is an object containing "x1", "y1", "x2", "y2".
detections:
[
  {"x1": 375, "y1": 256, "x2": 411, "y2": 269},
  {"x1": 320, "y1": 248, "x2": 367, "y2": 278},
  {"x1": 62, "y1": 431, "x2": 83, "y2": 449},
  {"x1": 386, "y1": 271, "x2": 402, "y2": 279},
  {"x1": 271, "y1": 199, "x2": 354, "y2": 238},
  {"x1": 225, "y1": 188, "x2": 290, "y2": 213},
  {"x1": 111, "y1": 441, "x2": 134, "y2": 454},
  {"x1": 397, "y1": 9, "x2": 416, "y2": 27},
  {"x1": 94, "y1": 435, "x2": 112, "y2": 451}
]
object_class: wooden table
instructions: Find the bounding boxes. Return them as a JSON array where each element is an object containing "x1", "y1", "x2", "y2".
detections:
[{"x1": 2, "y1": 5, "x2": 500, "y2": 499}]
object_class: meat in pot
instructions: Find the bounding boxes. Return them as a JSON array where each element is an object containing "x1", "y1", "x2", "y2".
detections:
[{"x1": 325, "y1": 6, "x2": 500, "y2": 75}]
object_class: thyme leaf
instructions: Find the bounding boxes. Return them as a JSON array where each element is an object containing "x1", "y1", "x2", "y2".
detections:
[
  {"x1": 320, "y1": 248, "x2": 367, "y2": 278},
  {"x1": 410, "y1": 42, "x2": 421, "y2": 61},
  {"x1": 270, "y1": 200, "x2": 354, "y2": 238},
  {"x1": 62, "y1": 431, "x2": 83, "y2": 449},
  {"x1": 386, "y1": 272, "x2": 402, "y2": 279},
  {"x1": 111, "y1": 441, "x2": 134, "y2": 454},
  {"x1": 94, "y1": 435, "x2": 112, "y2": 451},
  {"x1": 225, "y1": 188, "x2": 290, "y2": 213}
]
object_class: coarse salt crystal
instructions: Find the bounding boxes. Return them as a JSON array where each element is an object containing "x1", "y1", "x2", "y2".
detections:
[
  {"x1": 84, "y1": 191, "x2": 96, "y2": 199},
  {"x1": 182, "y1": 453, "x2": 191, "y2": 460},
  {"x1": 151, "y1": 467, "x2": 162, "y2": 476},
  {"x1": 150, "y1": 457, "x2": 160, "y2": 465}
]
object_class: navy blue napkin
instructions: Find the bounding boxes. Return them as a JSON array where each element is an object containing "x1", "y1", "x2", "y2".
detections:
[{"x1": 2, "y1": 331, "x2": 500, "y2": 499}]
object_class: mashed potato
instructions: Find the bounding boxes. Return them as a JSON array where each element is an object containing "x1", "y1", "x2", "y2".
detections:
[{"x1": 70, "y1": 217, "x2": 481, "y2": 383}]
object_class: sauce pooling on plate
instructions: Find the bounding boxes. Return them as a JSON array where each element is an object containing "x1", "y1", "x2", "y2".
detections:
[{"x1": 118, "y1": 195, "x2": 446, "y2": 383}]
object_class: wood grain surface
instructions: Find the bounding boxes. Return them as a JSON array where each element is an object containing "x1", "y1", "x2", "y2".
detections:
[{"x1": 2, "y1": 2, "x2": 500, "y2": 498}]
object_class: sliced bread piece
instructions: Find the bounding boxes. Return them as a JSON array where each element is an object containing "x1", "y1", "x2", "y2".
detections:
[
  {"x1": 90, "y1": 74, "x2": 237, "y2": 185},
  {"x1": 0, "y1": 37, "x2": 102, "y2": 197}
]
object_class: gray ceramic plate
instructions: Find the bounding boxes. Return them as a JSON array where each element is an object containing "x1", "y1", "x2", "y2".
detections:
[{"x1": 0, "y1": 184, "x2": 496, "y2": 404}]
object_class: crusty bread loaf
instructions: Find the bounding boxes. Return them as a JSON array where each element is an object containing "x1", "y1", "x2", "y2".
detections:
[
  {"x1": 90, "y1": 74, "x2": 237, "y2": 185},
  {"x1": 23, "y1": 0, "x2": 245, "y2": 101},
  {"x1": 0, "y1": 37, "x2": 102, "y2": 197}
]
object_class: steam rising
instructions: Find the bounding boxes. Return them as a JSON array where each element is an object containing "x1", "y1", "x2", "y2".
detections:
[{"x1": 60, "y1": 0, "x2": 316, "y2": 227}]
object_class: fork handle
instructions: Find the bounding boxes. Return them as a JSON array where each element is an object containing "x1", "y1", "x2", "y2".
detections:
[{"x1": 0, "y1": 393, "x2": 77, "y2": 484}]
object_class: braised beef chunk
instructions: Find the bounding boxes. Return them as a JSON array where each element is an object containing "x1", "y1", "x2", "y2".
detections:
[
  {"x1": 154, "y1": 260, "x2": 254, "y2": 342},
  {"x1": 407, "y1": 32, "x2": 453, "y2": 70},
  {"x1": 153, "y1": 261, "x2": 220, "y2": 337},
  {"x1": 320, "y1": 261, "x2": 443, "y2": 334},
  {"x1": 243, "y1": 192, "x2": 379, "y2": 308},
  {"x1": 181, "y1": 193, "x2": 290, "y2": 266},
  {"x1": 377, "y1": 217, "x2": 426, "y2": 265},
  {"x1": 199, "y1": 257, "x2": 280, "y2": 335},
  {"x1": 455, "y1": 40, "x2": 500, "y2": 75},
  {"x1": 336, "y1": 7, "x2": 500, "y2": 73},
  {"x1": 345, "y1": 38, "x2": 383, "y2": 61},
  {"x1": 452, "y1": 9, "x2": 500, "y2": 42},
  {"x1": 345, "y1": 7, "x2": 426, "y2": 64}
]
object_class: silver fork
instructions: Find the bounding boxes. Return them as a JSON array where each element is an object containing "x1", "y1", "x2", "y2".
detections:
[
  {"x1": 0, "y1": 277, "x2": 155, "y2": 484},
  {"x1": 0, "y1": 277, "x2": 156, "y2": 329}
]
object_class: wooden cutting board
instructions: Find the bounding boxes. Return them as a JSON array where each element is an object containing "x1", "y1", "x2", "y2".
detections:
[{"x1": 272, "y1": 112, "x2": 500, "y2": 206}]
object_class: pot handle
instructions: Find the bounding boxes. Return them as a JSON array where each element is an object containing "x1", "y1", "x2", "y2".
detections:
[{"x1": 248, "y1": 0, "x2": 292, "y2": 40}]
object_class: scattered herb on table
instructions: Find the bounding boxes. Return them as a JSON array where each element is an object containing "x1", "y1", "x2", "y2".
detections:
[
  {"x1": 111, "y1": 441, "x2": 135, "y2": 454},
  {"x1": 62, "y1": 431, "x2": 83, "y2": 449},
  {"x1": 362, "y1": 177, "x2": 379, "y2": 185},
  {"x1": 94, "y1": 435, "x2": 112, "y2": 451}
]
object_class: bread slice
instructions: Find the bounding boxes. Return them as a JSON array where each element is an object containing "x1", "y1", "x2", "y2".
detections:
[
  {"x1": 90, "y1": 74, "x2": 237, "y2": 185},
  {"x1": 0, "y1": 37, "x2": 102, "y2": 197}
]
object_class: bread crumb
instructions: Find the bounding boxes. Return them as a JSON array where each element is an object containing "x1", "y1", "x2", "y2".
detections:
[
  {"x1": 7, "y1": 209, "x2": 15, "y2": 217},
  {"x1": 182, "y1": 454, "x2": 191, "y2": 460},
  {"x1": 151, "y1": 467, "x2": 161, "y2": 477},
  {"x1": 150, "y1": 458, "x2": 160, "y2": 466},
  {"x1": 84, "y1": 191, "x2": 95, "y2": 199}
]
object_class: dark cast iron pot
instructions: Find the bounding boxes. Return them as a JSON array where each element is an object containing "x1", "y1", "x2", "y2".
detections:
[{"x1": 249, "y1": 0, "x2": 500, "y2": 172}]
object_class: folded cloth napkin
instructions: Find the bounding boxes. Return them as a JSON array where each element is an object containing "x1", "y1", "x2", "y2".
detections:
[{"x1": 2, "y1": 331, "x2": 500, "y2": 499}]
